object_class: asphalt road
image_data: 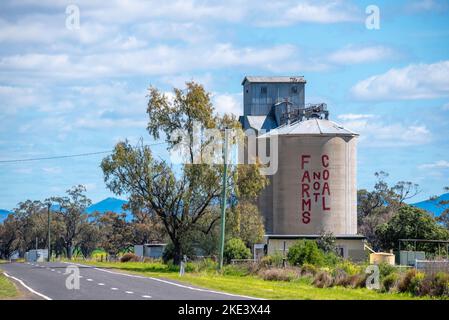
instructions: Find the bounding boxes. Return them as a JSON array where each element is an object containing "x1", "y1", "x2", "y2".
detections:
[{"x1": 1, "y1": 261, "x2": 255, "y2": 300}]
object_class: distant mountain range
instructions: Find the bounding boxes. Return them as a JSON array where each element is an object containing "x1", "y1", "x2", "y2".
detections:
[
  {"x1": 0, "y1": 209, "x2": 12, "y2": 223},
  {"x1": 1, "y1": 193, "x2": 448, "y2": 224},
  {"x1": 411, "y1": 193, "x2": 449, "y2": 217},
  {"x1": 0, "y1": 197, "x2": 131, "y2": 223}
]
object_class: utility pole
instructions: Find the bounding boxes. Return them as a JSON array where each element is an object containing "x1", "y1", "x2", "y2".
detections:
[
  {"x1": 47, "y1": 202, "x2": 51, "y2": 262},
  {"x1": 218, "y1": 128, "x2": 229, "y2": 270}
]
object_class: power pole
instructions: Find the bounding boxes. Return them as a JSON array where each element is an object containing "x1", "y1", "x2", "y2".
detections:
[
  {"x1": 47, "y1": 202, "x2": 51, "y2": 262},
  {"x1": 218, "y1": 128, "x2": 229, "y2": 270}
]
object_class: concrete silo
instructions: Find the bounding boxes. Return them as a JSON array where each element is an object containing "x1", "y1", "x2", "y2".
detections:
[
  {"x1": 258, "y1": 119, "x2": 358, "y2": 236},
  {"x1": 240, "y1": 76, "x2": 365, "y2": 261}
]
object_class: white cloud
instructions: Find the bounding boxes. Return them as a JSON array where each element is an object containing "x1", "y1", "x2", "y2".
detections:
[
  {"x1": 328, "y1": 46, "x2": 394, "y2": 65},
  {"x1": 213, "y1": 93, "x2": 242, "y2": 116},
  {"x1": 341, "y1": 119, "x2": 432, "y2": 147},
  {"x1": 419, "y1": 160, "x2": 449, "y2": 169},
  {"x1": 265, "y1": 0, "x2": 360, "y2": 26},
  {"x1": 0, "y1": 43, "x2": 313, "y2": 81},
  {"x1": 408, "y1": 0, "x2": 448, "y2": 12},
  {"x1": 337, "y1": 113, "x2": 375, "y2": 121},
  {"x1": 351, "y1": 60, "x2": 449, "y2": 100},
  {"x1": 42, "y1": 167, "x2": 62, "y2": 174}
]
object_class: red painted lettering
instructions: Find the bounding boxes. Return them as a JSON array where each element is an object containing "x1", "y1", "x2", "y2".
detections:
[
  {"x1": 322, "y1": 155, "x2": 329, "y2": 168},
  {"x1": 302, "y1": 211, "x2": 311, "y2": 224},
  {"x1": 302, "y1": 184, "x2": 310, "y2": 198},
  {"x1": 301, "y1": 155, "x2": 311, "y2": 169},
  {"x1": 302, "y1": 199, "x2": 311, "y2": 211},
  {"x1": 301, "y1": 171, "x2": 311, "y2": 183},
  {"x1": 322, "y1": 196, "x2": 330, "y2": 211}
]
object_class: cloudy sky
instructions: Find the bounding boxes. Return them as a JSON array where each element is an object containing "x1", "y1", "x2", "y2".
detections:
[{"x1": 0, "y1": 0, "x2": 448, "y2": 209}]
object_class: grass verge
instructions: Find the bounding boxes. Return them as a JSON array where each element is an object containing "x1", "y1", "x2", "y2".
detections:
[
  {"x1": 0, "y1": 273, "x2": 19, "y2": 299},
  {"x1": 70, "y1": 260, "x2": 426, "y2": 300}
]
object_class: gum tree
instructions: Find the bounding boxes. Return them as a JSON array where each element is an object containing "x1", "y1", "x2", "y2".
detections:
[{"x1": 101, "y1": 82, "x2": 267, "y2": 264}]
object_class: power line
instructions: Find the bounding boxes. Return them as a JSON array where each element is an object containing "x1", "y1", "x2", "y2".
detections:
[{"x1": 0, "y1": 142, "x2": 167, "y2": 164}]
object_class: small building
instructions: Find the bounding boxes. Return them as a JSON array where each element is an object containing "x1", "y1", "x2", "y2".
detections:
[
  {"x1": 266, "y1": 235, "x2": 366, "y2": 262},
  {"x1": 134, "y1": 243, "x2": 167, "y2": 259},
  {"x1": 25, "y1": 249, "x2": 48, "y2": 262}
]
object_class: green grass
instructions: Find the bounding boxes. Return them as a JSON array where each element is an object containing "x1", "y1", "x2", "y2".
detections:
[
  {"x1": 72, "y1": 260, "x2": 427, "y2": 300},
  {"x1": 0, "y1": 273, "x2": 19, "y2": 299}
]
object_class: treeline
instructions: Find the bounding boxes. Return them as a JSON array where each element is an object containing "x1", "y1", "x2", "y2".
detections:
[
  {"x1": 357, "y1": 172, "x2": 449, "y2": 254},
  {"x1": 0, "y1": 185, "x2": 265, "y2": 261}
]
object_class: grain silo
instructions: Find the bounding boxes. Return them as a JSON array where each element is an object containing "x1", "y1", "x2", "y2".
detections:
[{"x1": 240, "y1": 76, "x2": 365, "y2": 261}]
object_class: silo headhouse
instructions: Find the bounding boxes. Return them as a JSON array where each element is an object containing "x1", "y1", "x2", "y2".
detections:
[{"x1": 239, "y1": 76, "x2": 365, "y2": 261}]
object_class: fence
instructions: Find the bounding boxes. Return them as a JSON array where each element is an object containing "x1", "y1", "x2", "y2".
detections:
[{"x1": 415, "y1": 259, "x2": 449, "y2": 275}]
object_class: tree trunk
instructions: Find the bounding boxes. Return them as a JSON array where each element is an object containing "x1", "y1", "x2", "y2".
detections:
[
  {"x1": 172, "y1": 241, "x2": 182, "y2": 265},
  {"x1": 66, "y1": 244, "x2": 73, "y2": 259}
]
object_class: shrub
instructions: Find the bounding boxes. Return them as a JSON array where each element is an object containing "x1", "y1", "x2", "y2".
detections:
[
  {"x1": 258, "y1": 268, "x2": 297, "y2": 282},
  {"x1": 222, "y1": 264, "x2": 250, "y2": 276},
  {"x1": 120, "y1": 253, "x2": 140, "y2": 263},
  {"x1": 333, "y1": 269, "x2": 351, "y2": 287},
  {"x1": 378, "y1": 262, "x2": 397, "y2": 279},
  {"x1": 322, "y1": 251, "x2": 341, "y2": 267},
  {"x1": 287, "y1": 240, "x2": 324, "y2": 266},
  {"x1": 223, "y1": 238, "x2": 251, "y2": 263},
  {"x1": 382, "y1": 273, "x2": 400, "y2": 292},
  {"x1": 260, "y1": 252, "x2": 284, "y2": 268},
  {"x1": 300, "y1": 263, "x2": 318, "y2": 276},
  {"x1": 398, "y1": 269, "x2": 425, "y2": 294},
  {"x1": 335, "y1": 260, "x2": 362, "y2": 276},
  {"x1": 431, "y1": 272, "x2": 449, "y2": 297},
  {"x1": 313, "y1": 271, "x2": 334, "y2": 288},
  {"x1": 348, "y1": 273, "x2": 368, "y2": 289}
]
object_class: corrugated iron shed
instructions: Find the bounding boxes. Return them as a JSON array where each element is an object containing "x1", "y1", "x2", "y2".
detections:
[{"x1": 242, "y1": 76, "x2": 306, "y2": 85}]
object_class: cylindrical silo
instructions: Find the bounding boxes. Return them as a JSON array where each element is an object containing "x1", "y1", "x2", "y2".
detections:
[{"x1": 257, "y1": 118, "x2": 358, "y2": 236}]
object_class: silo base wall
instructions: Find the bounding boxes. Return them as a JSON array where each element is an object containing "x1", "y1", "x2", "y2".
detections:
[{"x1": 266, "y1": 236, "x2": 366, "y2": 262}]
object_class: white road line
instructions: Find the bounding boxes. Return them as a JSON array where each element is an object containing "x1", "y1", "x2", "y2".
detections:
[
  {"x1": 51, "y1": 269, "x2": 55, "y2": 272},
  {"x1": 86, "y1": 278, "x2": 93, "y2": 282},
  {"x1": 125, "y1": 291, "x2": 134, "y2": 294},
  {"x1": 98, "y1": 283, "x2": 105, "y2": 286},
  {"x1": 142, "y1": 295, "x2": 152, "y2": 299},
  {"x1": 3, "y1": 272, "x2": 52, "y2": 300},
  {"x1": 64, "y1": 262, "x2": 261, "y2": 300},
  {"x1": 111, "y1": 287, "x2": 118, "y2": 291}
]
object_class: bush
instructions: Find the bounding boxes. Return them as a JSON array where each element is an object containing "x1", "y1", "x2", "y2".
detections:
[
  {"x1": 258, "y1": 268, "x2": 298, "y2": 282},
  {"x1": 431, "y1": 272, "x2": 449, "y2": 296},
  {"x1": 378, "y1": 262, "x2": 397, "y2": 279},
  {"x1": 398, "y1": 269, "x2": 425, "y2": 294},
  {"x1": 322, "y1": 251, "x2": 341, "y2": 267},
  {"x1": 382, "y1": 273, "x2": 400, "y2": 292},
  {"x1": 120, "y1": 253, "x2": 140, "y2": 263},
  {"x1": 335, "y1": 260, "x2": 362, "y2": 276},
  {"x1": 333, "y1": 269, "x2": 351, "y2": 287},
  {"x1": 223, "y1": 238, "x2": 251, "y2": 264},
  {"x1": 222, "y1": 264, "x2": 250, "y2": 276},
  {"x1": 287, "y1": 240, "x2": 324, "y2": 266},
  {"x1": 300, "y1": 263, "x2": 318, "y2": 276},
  {"x1": 313, "y1": 271, "x2": 334, "y2": 288},
  {"x1": 260, "y1": 252, "x2": 284, "y2": 268}
]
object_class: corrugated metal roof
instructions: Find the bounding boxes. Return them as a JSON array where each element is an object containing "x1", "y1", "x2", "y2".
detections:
[
  {"x1": 245, "y1": 115, "x2": 278, "y2": 131},
  {"x1": 242, "y1": 76, "x2": 306, "y2": 85},
  {"x1": 258, "y1": 118, "x2": 358, "y2": 137}
]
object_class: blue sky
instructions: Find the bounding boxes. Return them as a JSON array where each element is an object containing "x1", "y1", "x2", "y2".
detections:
[{"x1": 0, "y1": 0, "x2": 448, "y2": 210}]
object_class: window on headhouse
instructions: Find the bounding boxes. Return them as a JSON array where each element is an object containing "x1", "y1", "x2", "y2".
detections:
[
  {"x1": 291, "y1": 86, "x2": 298, "y2": 94},
  {"x1": 260, "y1": 86, "x2": 267, "y2": 94}
]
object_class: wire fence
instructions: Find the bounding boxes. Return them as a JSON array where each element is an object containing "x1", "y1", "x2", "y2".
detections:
[{"x1": 415, "y1": 259, "x2": 449, "y2": 275}]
